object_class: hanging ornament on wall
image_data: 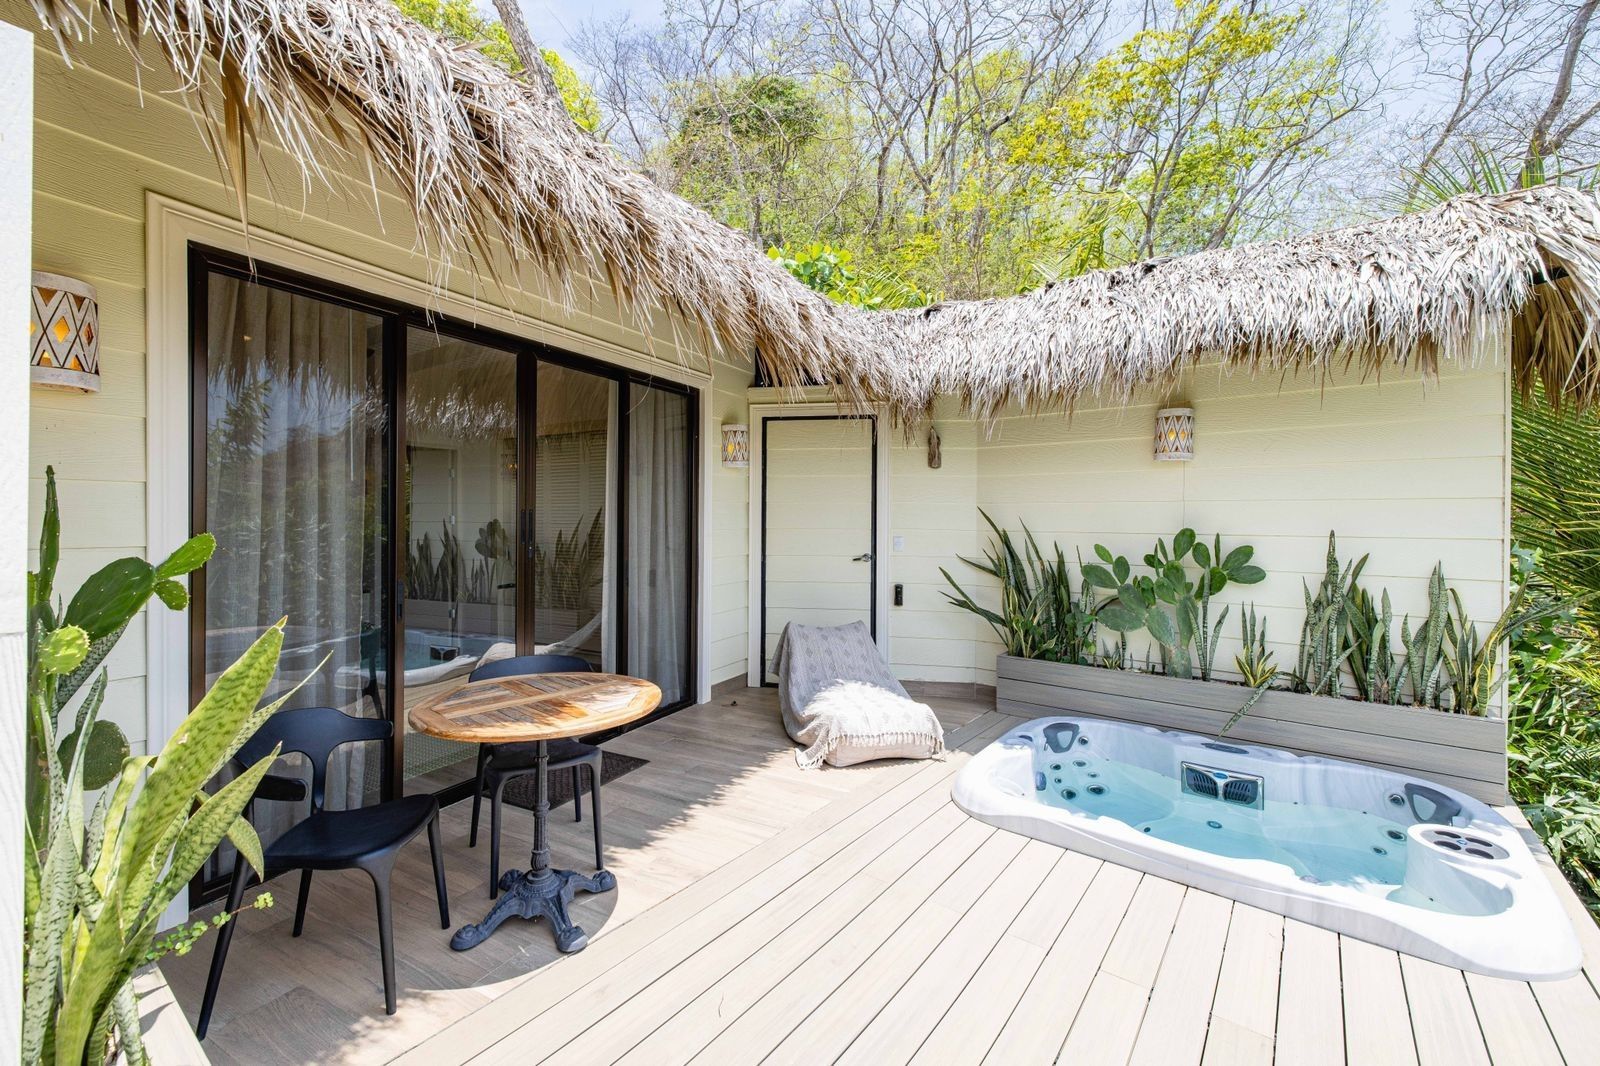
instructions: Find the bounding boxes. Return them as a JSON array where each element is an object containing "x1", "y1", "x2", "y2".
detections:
[
  {"x1": 1154, "y1": 406, "x2": 1195, "y2": 461},
  {"x1": 721, "y1": 423, "x2": 750, "y2": 468},
  {"x1": 29, "y1": 271, "x2": 100, "y2": 392},
  {"x1": 927, "y1": 424, "x2": 942, "y2": 469}
]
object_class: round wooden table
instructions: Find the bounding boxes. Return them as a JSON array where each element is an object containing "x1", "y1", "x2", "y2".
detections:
[{"x1": 408, "y1": 672, "x2": 661, "y2": 953}]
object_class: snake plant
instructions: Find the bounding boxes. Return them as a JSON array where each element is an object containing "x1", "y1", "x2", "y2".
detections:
[{"x1": 24, "y1": 467, "x2": 288, "y2": 1065}]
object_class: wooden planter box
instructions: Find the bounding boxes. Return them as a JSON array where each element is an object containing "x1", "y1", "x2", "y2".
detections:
[{"x1": 996, "y1": 655, "x2": 1508, "y2": 804}]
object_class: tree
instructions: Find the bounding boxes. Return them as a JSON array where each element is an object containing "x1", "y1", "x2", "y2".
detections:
[
  {"x1": 1010, "y1": 0, "x2": 1378, "y2": 268},
  {"x1": 392, "y1": 0, "x2": 601, "y2": 132},
  {"x1": 1399, "y1": 0, "x2": 1600, "y2": 192}
]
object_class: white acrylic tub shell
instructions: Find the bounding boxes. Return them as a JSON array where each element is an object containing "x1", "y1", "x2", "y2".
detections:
[{"x1": 952, "y1": 716, "x2": 1582, "y2": 981}]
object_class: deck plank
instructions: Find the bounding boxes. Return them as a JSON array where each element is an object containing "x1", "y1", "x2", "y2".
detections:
[
  {"x1": 1201, "y1": 904, "x2": 1284, "y2": 1066},
  {"x1": 1463, "y1": 973, "x2": 1564, "y2": 1066},
  {"x1": 909, "y1": 850, "x2": 1101, "y2": 1064},
  {"x1": 980, "y1": 862, "x2": 1144, "y2": 1065},
  {"x1": 1529, "y1": 973, "x2": 1600, "y2": 1065},
  {"x1": 1340, "y1": 937, "x2": 1420, "y2": 1066},
  {"x1": 1127, "y1": 889, "x2": 1234, "y2": 1066},
  {"x1": 761, "y1": 829, "x2": 1033, "y2": 1065},
  {"x1": 602, "y1": 803, "x2": 976, "y2": 1065},
  {"x1": 683, "y1": 822, "x2": 998, "y2": 1063},
  {"x1": 834, "y1": 839, "x2": 1064, "y2": 1065},
  {"x1": 1275, "y1": 920, "x2": 1346, "y2": 1066},
  {"x1": 1400, "y1": 955, "x2": 1492, "y2": 1066},
  {"x1": 469, "y1": 716, "x2": 1015, "y2": 1065},
  {"x1": 1056, "y1": 877, "x2": 1187, "y2": 1063},
  {"x1": 156, "y1": 687, "x2": 1600, "y2": 1066}
]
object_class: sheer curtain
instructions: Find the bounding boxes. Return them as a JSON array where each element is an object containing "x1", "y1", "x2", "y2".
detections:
[
  {"x1": 202, "y1": 272, "x2": 387, "y2": 865},
  {"x1": 626, "y1": 384, "x2": 691, "y2": 702}
]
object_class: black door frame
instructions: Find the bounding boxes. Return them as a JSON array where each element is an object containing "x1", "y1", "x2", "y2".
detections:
[
  {"x1": 757, "y1": 413, "x2": 879, "y2": 685},
  {"x1": 186, "y1": 244, "x2": 700, "y2": 904}
]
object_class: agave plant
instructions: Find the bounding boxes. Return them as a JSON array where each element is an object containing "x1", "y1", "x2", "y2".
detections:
[
  {"x1": 1234, "y1": 604, "x2": 1279, "y2": 689},
  {"x1": 24, "y1": 468, "x2": 288, "y2": 1065},
  {"x1": 941, "y1": 511, "x2": 1096, "y2": 664}
]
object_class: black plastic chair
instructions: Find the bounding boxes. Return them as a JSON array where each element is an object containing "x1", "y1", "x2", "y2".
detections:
[
  {"x1": 467, "y1": 654, "x2": 606, "y2": 898},
  {"x1": 196, "y1": 707, "x2": 449, "y2": 1039}
]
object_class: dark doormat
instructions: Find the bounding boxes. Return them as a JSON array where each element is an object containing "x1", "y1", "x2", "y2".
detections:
[{"x1": 502, "y1": 751, "x2": 649, "y2": 812}]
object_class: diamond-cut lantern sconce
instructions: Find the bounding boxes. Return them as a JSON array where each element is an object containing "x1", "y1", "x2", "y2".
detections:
[
  {"x1": 1154, "y1": 406, "x2": 1194, "y2": 461},
  {"x1": 30, "y1": 271, "x2": 100, "y2": 392},
  {"x1": 721, "y1": 423, "x2": 749, "y2": 468}
]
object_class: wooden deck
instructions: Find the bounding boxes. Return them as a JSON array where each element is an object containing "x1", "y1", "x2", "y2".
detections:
[{"x1": 161, "y1": 688, "x2": 1600, "y2": 1065}]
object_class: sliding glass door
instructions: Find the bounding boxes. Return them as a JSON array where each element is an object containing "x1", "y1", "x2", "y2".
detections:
[
  {"x1": 189, "y1": 248, "x2": 698, "y2": 904},
  {"x1": 400, "y1": 328, "x2": 522, "y2": 793},
  {"x1": 193, "y1": 262, "x2": 391, "y2": 886},
  {"x1": 626, "y1": 382, "x2": 694, "y2": 706}
]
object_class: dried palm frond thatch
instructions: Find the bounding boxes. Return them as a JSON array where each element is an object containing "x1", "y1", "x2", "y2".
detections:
[
  {"x1": 23, "y1": 0, "x2": 1600, "y2": 427},
  {"x1": 26, "y1": 0, "x2": 876, "y2": 395},
  {"x1": 863, "y1": 186, "x2": 1600, "y2": 424}
]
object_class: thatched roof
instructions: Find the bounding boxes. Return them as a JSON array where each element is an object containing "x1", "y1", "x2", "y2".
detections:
[
  {"x1": 26, "y1": 0, "x2": 1600, "y2": 427},
  {"x1": 29, "y1": 0, "x2": 875, "y2": 394},
  {"x1": 863, "y1": 185, "x2": 1600, "y2": 424}
]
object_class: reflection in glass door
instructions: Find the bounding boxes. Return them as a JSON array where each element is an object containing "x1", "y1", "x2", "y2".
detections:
[
  {"x1": 534, "y1": 362, "x2": 614, "y2": 667},
  {"x1": 401, "y1": 327, "x2": 521, "y2": 793},
  {"x1": 193, "y1": 262, "x2": 390, "y2": 889}
]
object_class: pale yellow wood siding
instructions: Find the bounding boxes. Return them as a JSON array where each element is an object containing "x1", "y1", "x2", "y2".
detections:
[
  {"x1": 738, "y1": 356, "x2": 1510, "y2": 694},
  {"x1": 15, "y1": 6, "x2": 732, "y2": 745}
]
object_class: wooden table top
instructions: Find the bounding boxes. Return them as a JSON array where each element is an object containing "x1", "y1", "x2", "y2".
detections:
[{"x1": 406, "y1": 672, "x2": 662, "y2": 744}]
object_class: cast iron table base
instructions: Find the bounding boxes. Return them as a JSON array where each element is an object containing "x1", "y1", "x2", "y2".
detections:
[{"x1": 449, "y1": 739, "x2": 615, "y2": 953}]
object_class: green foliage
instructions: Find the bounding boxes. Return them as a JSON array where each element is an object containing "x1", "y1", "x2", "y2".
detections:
[
  {"x1": 941, "y1": 512, "x2": 1098, "y2": 664},
  {"x1": 1010, "y1": 0, "x2": 1356, "y2": 274},
  {"x1": 1506, "y1": 569, "x2": 1600, "y2": 918},
  {"x1": 1512, "y1": 378, "x2": 1600, "y2": 634},
  {"x1": 1401, "y1": 564, "x2": 1452, "y2": 710},
  {"x1": 1445, "y1": 550, "x2": 1586, "y2": 717},
  {"x1": 534, "y1": 510, "x2": 606, "y2": 612},
  {"x1": 1085, "y1": 529, "x2": 1264, "y2": 679},
  {"x1": 1348, "y1": 583, "x2": 1405, "y2": 705},
  {"x1": 24, "y1": 468, "x2": 282, "y2": 1066},
  {"x1": 1234, "y1": 604, "x2": 1278, "y2": 689},
  {"x1": 1291, "y1": 533, "x2": 1362, "y2": 697},
  {"x1": 767, "y1": 243, "x2": 935, "y2": 310},
  {"x1": 391, "y1": 0, "x2": 601, "y2": 132}
]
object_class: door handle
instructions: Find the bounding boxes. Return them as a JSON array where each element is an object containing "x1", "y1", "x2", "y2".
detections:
[{"x1": 853, "y1": 553, "x2": 873, "y2": 563}]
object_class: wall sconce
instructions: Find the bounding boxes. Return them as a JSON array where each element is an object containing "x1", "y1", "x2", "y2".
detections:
[
  {"x1": 721, "y1": 423, "x2": 749, "y2": 468},
  {"x1": 30, "y1": 271, "x2": 100, "y2": 392},
  {"x1": 1154, "y1": 406, "x2": 1194, "y2": 461}
]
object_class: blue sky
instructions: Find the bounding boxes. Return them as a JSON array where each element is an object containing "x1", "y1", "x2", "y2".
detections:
[
  {"x1": 517, "y1": 0, "x2": 1438, "y2": 123},
  {"x1": 522, "y1": 0, "x2": 654, "y2": 53}
]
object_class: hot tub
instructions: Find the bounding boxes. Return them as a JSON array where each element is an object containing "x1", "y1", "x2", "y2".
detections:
[{"x1": 953, "y1": 716, "x2": 1582, "y2": 980}]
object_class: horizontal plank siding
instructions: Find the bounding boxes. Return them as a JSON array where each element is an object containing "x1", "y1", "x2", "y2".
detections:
[{"x1": 996, "y1": 656, "x2": 1507, "y2": 803}]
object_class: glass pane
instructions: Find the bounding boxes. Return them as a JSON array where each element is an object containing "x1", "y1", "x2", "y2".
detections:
[
  {"x1": 402, "y1": 328, "x2": 519, "y2": 793},
  {"x1": 626, "y1": 383, "x2": 693, "y2": 705},
  {"x1": 535, "y1": 362, "x2": 614, "y2": 667},
  {"x1": 200, "y1": 270, "x2": 389, "y2": 876}
]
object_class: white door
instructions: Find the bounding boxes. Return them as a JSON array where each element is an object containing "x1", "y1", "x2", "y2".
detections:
[{"x1": 761, "y1": 416, "x2": 877, "y2": 682}]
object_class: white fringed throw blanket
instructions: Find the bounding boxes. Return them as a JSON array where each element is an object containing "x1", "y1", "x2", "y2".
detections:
[{"x1": 772, "y1": 621, "x2": 945, "y2": 769}]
